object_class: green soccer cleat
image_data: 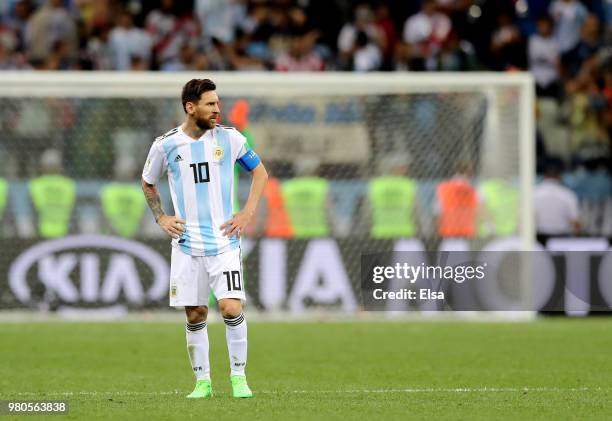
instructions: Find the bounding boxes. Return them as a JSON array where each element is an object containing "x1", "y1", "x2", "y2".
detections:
[
  {"x1": 186, "y1": 379, "x2": 213, "y2": 399},
  {"x1": 230, "y1": 375, "x2": 253, "y2": 398}
]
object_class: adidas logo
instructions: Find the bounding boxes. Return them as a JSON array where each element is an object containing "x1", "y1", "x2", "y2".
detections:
[{"x1": 174, "y1": 155, "x2": 183, "y2": 162}]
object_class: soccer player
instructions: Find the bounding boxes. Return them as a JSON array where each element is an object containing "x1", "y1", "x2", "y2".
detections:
[{"x1": 141, "y1": 79, "x2": 268, "y2": 399}]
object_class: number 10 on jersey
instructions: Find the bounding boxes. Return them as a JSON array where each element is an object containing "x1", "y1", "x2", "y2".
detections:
[{"x1": 190, "y1": 162, "x2": 209, "y2": 183}]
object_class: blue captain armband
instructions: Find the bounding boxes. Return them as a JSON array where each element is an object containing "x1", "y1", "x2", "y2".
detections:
[{"x1": 237, "y1": 150, "x2": 261, "y2": 171}]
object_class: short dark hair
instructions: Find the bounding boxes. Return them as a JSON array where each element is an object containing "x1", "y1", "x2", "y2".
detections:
[
  {"x1": 537, "y1": 14, "x2": 554, "y2": 26},
  {"x1": 544, "y1": 157, "x2": 564, "y2": 178},
  {"x1": 181, "y1": 79, "x2": 216, "y2": 113}
]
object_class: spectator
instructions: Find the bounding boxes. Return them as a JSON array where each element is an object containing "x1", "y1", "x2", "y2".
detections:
[
  {"x1": 0, "y1": 28, "x2": 22, "y2": 69},
  {"x1": 549, "y1": 0, "x2": 589, "y2": 54},
  {"x1": 534, "y1": 158, "x2": 581, "y2": 245},
  {"x1": 337, "y1": 4, "x2": 382, "y2": 70},
  {"x1": 529, "y1": 15, "x2": 560, "y2": 97},
  {"x1": 352, "y1": 30, "x2": 382, "y2": 72},
  {"x1": 145, "y1": 0, "x2": 198, "y2": 68},
  {"x1": 439, "y1": 0, "x2": 476, "y2": 13},
  {"x1": 161, "y1": 43, "x2": 208, "y2": 71},
  {"x1": 3, "y1": 0, "x2": 33, "y2": 52},
  {"x1": 562, "y1": 14, "x2": 602, "y2": 78},
  {"x1": 72, "y1": 0, "x2": 110, "y2": 31},
  {"x1": 374, "y1": 2, "x2": 397, "y2": 69},
  {"x1": 564, "y1": 71, "x2": 610, "y2": 166},
  {"x1": 129, "y1": 55, "x2": 148, "y2": 71},
  {"x1": 86, "y1": 24, "x2": 112, "y2": 70},
  {"x1": 195, "y1": 0, "x2": 245, "y2": 45},
  {"x1": 238, "y1": 3, "x2": 274, "y2": 65},
  {"x1": 437, "y1": 29, "x2": 477, "y2": 71},
  {"x1": 202, "y1": 36, "x2": 232, "y2": 70},
  {"x1": 490, "y1": 12, "x2": 526, "y2": 71},
  {"x1": 402, "y1": 0, "x2": 452, "y2": 71},
  {"x1": 229, "y1": 28, "x2": 266, "y2": 71},
  {"x1": 252, "y1": 4, "x2": 295, "y2": 63},
  {"x1": 45, "y1": 39, "x2": 74, "y2": 70},
  {"x1": 108, "y1": 10, "x2": 152, "y2": 71},
  {"x1": 25, "y1": 0, "x2": 77, "y2": 63},
  {"x1": 274, "y1": 29, "x2": 324, "y2": 72},
  {"x1": 301, "y1": 0, "x2": 343, "y2": 55}
]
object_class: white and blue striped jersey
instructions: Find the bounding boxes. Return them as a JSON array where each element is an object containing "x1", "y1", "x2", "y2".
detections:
[{"x1": 142, "y1": 125, "x2": 250, "y2": 256}]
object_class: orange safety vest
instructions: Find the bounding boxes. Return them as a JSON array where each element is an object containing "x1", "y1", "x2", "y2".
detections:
[
  {"x1": 263, "y1": 177, "x2": 293, "y2": 238},
  {"x1": 437, "y1": 178, "x2": 478, "y2": 238}
]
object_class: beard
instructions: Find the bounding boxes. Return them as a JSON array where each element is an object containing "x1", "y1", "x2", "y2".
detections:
[{"x1": 195, "y1": 115, "x2": 217, "y2": 130}]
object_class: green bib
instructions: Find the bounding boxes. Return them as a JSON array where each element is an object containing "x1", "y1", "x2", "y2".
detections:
[
  {"x1": 369, "y1": 177, "x2": 417, "y2": 239},
  {"x1": 0, "y1": 178, "x2": 7, "y2": 220},
  {"x1": 282, "y1": 177, "x2": 329, "y2": 238},
  {"x1": 29, "y1": 175, "x2": 76, "y2": 238},
  {"x1": 101, "y1": 183, "x2": 146, "y2": 238},
  {"x1": 479, "y1": 179, "x2": 519, "y2": 237}
]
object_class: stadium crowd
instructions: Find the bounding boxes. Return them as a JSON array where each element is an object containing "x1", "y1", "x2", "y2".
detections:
[
  {"x1": 0, "y1": 1, "x2": 607, "y2": 73},
  {"x1": 0, "y1": 0, "x2": 610, "y2": 167}
]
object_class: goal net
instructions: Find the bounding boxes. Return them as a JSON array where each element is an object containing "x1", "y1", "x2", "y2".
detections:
[{"x1": 0, "y1": 72, "x2": 535, "y2": 314}]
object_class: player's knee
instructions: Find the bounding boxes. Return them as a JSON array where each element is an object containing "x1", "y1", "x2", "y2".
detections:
[
  {"x1": 185, "y1": 306, "x2": 208, "y2": 323},
  {"x1": 218, "y1": 299, "x2": 242, "y2": 318}
]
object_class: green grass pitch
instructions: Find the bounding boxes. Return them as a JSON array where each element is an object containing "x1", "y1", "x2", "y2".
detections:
[{"x1": 1, "y1": 318, "x2": 611, "y2": 420}]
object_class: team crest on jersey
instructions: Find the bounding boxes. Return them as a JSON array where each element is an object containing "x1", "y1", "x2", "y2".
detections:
[
  {"x1": 170, "y1": 284, "x2": 177, "y2": 298},
  {"x1": 213, "y1": 146, "x2": 224, "y2": 161}
]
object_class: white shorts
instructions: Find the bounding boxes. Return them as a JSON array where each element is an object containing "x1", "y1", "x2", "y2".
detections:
[{"x1": 169, "y1": 246, "x2": 246, "y2": 307}]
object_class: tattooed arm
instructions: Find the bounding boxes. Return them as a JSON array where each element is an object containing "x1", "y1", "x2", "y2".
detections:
[{"x1": 142, "y1": 178, "x2": 185, "y2": 238}]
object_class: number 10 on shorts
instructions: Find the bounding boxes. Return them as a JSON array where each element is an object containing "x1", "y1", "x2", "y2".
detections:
[{"x1": 224, "y1": 270, "x2": 242, "y2": 291}]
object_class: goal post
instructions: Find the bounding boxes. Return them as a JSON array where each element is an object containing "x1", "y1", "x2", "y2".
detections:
[{"x1": 0, "y1": 71, "x2": 535, "y2": 314}]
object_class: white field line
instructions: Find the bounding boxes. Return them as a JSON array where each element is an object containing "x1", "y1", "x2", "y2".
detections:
[
  {"x1": 0, "y1": 310, "x2": 537, "y2": 323},
  {"x1": 5, "y1": 387, "x2": 606, "y2": 397}
]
